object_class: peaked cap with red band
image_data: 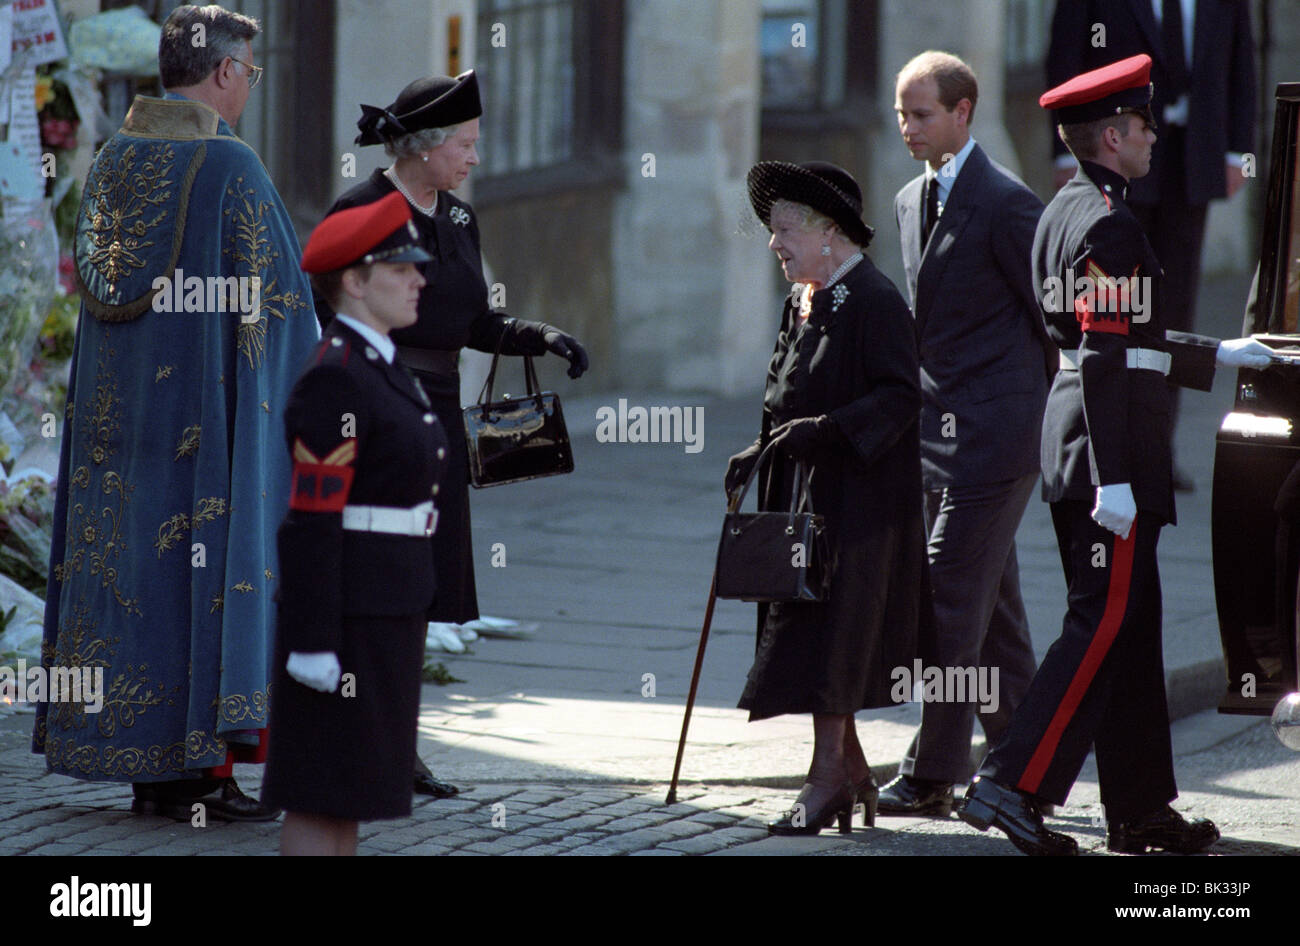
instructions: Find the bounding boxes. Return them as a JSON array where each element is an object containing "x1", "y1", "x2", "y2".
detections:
[
  {"x1": 300, "y1": 191, "x2": 432, "y2": 274},
  {"x1": 1039, "y1": 53, "x2": 1155, "y2": 126}
]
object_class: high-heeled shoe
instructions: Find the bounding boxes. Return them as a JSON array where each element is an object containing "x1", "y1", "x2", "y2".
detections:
[
  {"x1": 768, "y1": 780, "x2": 855, "y2": 836},
  {"x1": 851, "y1": 773, "x2": 879, "y2": 828}
]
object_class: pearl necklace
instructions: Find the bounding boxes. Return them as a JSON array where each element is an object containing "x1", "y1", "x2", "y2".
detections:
[
  {"x1": 825, "y1": 252, "x2": 863, "y2": 288},
  {"x1": 385, "y1": 166, "x2": 437, "y2": 216}
]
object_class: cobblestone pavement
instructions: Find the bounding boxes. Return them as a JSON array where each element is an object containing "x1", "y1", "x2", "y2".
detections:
[{"x1": 4, "y1": 708, "x2": 1297, "y2": 857}]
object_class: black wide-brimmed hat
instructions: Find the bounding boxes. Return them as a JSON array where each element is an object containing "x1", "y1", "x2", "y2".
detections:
[
  {"x1": 747, "y1": 160, "x2": 874, "y2": 248},
  {"x1": 355, "y1": 70, "x2": 482, "y2": 146}
]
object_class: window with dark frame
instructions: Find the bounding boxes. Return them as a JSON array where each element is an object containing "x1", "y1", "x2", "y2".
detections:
[
  {"x1": 758, "y1": 0, "x2": 874, "y2": 127},
  {"x1": 473, "y1": 0, "x2": 622, "y2": 197}
]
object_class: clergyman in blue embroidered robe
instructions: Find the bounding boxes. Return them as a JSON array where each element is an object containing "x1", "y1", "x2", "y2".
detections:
[{"x1": 32, "y1": 92, "x2": 319, "y2": 783}]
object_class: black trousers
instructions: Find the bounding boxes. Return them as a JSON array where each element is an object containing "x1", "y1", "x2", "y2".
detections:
[
  {"x1": 978, "y1": 501, "x2": 1177, "y2": 822},
  {"x1": 900, "y1": 474, "x2": 1038, "y2": 782},
  {"x1": 1132, "y1": 126, "x2": 1209, "y2": 443}
]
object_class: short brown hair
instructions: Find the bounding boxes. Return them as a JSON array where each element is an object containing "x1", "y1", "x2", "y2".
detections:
[
  {"x1": 312, "y1": 264, "x2": 372, "y2": 311},
  {"x1": 1058, "y1": 113, "x2": 1133, "y2": 161},
  {"x1": 897, "y1": 51, "x2": 979, "y2": 123}
]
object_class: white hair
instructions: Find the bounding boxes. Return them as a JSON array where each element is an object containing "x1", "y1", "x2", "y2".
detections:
[
  {"x1": 384, "y1": 123, "x2": 460, "y2": 159},
  {"x1": 770, "y1": 198, "x2": 838, "y2": 235}
]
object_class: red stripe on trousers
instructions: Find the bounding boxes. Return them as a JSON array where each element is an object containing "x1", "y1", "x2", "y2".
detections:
[{"x1": 1017, "y1": 526, "x2": 1136, "y2": 794}]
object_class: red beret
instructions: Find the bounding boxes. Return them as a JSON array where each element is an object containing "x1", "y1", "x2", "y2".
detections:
[
  {"x1": 1039, "y1": 54, "x2": 1154, "y2": 125},
  {"x1": 301, "y1": 191, "x2": 430, "y2": 274}
]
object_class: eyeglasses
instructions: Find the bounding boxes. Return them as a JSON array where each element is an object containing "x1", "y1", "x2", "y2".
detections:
[{"x1": 231, "y1": 57, "x2": 263, "y2": 90}]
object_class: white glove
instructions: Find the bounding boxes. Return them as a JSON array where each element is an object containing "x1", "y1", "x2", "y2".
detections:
[
  {"x1": 286, "y1": 651, "x2": 341, "y2": 693},
  {"x1": 1092, "y1": 483, "x2": 1136, "y2": 539},
  {"x1": 1217, "y1": 337, "x2": 1274, "y2": 368}
]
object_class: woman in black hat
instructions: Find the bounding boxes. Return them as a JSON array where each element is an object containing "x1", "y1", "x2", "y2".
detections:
[
  {"x1": 320, "y1": 72, "x2": 590, "y2": 797},
  {"x1": 728, "y1": 161, "x2": 931, "y2": 835}
]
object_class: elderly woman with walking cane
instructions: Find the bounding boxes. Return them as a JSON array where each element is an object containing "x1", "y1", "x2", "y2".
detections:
[{"x1": 722, "y1": 160, "x2": 933, "y2": 836}]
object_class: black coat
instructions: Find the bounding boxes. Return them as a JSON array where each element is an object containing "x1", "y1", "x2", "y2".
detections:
[
  {"x1": 263, "y1": 319, "x2": 448, "y2": 820},
  {"x1": 314, "y1": 171, "x2": 551, "y2": 622},
  {"x1": 738, "y1": 257, "x2": 933, "y2": 719},
  {"x1": 1032, "y1": 161, "x2": 1219, "y2": 526}
]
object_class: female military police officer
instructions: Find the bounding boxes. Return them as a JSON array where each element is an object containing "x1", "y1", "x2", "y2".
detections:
[{"x1": 262, "y1": 192, "x2": 448, "y2": 855}]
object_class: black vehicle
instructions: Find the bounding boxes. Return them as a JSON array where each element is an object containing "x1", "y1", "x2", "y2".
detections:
[{"x1": 1212, "y1": 82, "x2": 1300, "y2": 715}]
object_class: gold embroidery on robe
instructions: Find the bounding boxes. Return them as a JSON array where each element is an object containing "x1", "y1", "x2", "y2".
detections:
[
  {"x1": 225, "y1": 177, "x2": 310, "y2": 371},
  {"x1": 174, "y1": 424, "x2": 201, "y2": 459}
]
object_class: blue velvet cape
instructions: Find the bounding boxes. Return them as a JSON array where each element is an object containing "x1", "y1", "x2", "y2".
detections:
[{"x1": 32, "y1": 95, "x2": 320, "y2": 781}]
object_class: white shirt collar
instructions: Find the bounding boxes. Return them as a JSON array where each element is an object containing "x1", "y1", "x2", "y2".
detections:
[
  {"x1": 334, "y1": 314, "x2": 395, "y2": 364},
  {"x1": 925, "y1": 136, "x2": 976, "y2": 202}
]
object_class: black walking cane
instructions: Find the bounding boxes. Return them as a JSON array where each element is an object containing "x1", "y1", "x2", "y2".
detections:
[
  {"x1": 666, "y1": 488, "x2": 741, "y2": 805},
  {"x1": 665, "y1": 574, "x2": 720, "y2": 805}
]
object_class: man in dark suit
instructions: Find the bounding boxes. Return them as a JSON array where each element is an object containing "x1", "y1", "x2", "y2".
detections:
[
  {"x1": 878, "y1": 51, "x2": 1051, "y2": 816},
  {"x1": 958, "y1": 54, "x2": 1273, "y2": 856},
  {"x1": 1047, "y1": 0, "x2": 1257, "y2": 488}
]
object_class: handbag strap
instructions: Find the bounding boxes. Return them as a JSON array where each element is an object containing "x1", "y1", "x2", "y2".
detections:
[
  {"x1": 476, "y1": 319, "x2": 541, "y2": 405},
  {"x1": 729, "y1": 440, "x2": 815, "y2": 519}
]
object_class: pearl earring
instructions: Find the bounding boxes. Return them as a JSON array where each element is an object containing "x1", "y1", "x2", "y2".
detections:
[
  {"x1": 821, "y1": 245, "x2": 831, "y2": 256},
  {"x1": 422, "y1": 154, "x2": 429, "y2": 162}
]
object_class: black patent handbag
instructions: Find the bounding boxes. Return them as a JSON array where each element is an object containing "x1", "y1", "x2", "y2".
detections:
[
  {"x1": 714, "y1": 441, "x2": 829, "y2": 602},
  {"x1": 463, "y1": 345, "x2": 574, "y2": 488}
]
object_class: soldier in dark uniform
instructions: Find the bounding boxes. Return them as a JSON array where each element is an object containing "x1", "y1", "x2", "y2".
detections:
[
  {"x1": 262, "y1": 192, "x2": 448, "y2": 855},
  {"x1": 957, "y1": 55, "x2": 1275, "y2": 855},
  {"x1": 321, "y1": 71, "x2": 589, "y2": 798}
]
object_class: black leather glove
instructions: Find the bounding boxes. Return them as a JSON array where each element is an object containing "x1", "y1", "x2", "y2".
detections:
[
  {"x1": 541, "y1": 325, "x2": 589, "y2": 379},
  {"x1": 769, "y1": 415, "x2": 839, "y2": 460},
  {"x1": 724, "y1": 440, "x2": 763, "y2": 497}
]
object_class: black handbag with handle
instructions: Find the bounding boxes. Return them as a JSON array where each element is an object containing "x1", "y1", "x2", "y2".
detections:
[
  {"x1": 715, "y1": 441, "x2": 829, "y2": 602},
  {"x1": 463, "y1": 342, "x2": 574, "y2": 488}
]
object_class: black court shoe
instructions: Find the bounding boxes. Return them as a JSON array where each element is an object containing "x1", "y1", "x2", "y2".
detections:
[
  {"x1": 957, "y1": 776, "x2": 1078, "y2": 856},
  {"x1": 852, "y1": 774, "x2": 880, "y2": 827},
  {"x1": 768, "y1": 781, "x2": 855, "y2": 836},
  {"x1": 1107, "y1": 806, "x2": 1219, "y2": 854},
  {"x1": 877, "y1": 774, "x2": 953, "y2": 817}
]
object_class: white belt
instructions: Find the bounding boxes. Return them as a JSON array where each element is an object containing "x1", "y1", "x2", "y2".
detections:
[
  {"x1": 341, "y1": 501, "x2": 437, "y2": 537},
  {"x1": 1058, "y1": 348, "x2": 1170, "y2": 375}
]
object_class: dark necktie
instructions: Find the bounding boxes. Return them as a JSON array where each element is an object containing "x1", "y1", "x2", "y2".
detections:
[
  {"x1": 1162, "y1": 0, "x2": 1190, "y2": 103},
  {"x1": 922, "y1": 176, "x2": 940, "y2": 250}
]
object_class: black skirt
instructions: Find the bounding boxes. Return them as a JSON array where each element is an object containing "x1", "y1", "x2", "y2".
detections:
[
  {"x1": 416, "y1": 383, "x2": 480, "y2": 624},
  {"x1": 262, "y1": 611, "x2": 426, "y2": 821}
]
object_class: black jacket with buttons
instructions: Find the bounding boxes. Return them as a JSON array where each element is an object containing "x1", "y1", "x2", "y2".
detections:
[
  {"x1": 1033, "y1": 161, "x2": 1218, "y2": 525},
  {"x1": 276, "y1": 319, "x2": 448, "y2": 653}
]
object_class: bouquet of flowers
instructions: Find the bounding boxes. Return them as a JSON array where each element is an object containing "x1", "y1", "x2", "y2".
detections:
[{"x1": 0, "y1": 474, "x2": 54, "y2": 596}]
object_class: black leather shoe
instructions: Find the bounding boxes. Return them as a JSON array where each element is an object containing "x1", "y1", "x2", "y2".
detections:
[
  {"x1": 768, "y1": 781, "x2": 855, "y2": 836},
  {"x1": 957, "y1": 776, "x2": 1078, "y2": 856},
  {"x1": 851, "y1": 774, "x2": 879, "y2": 827},
  {"x1": 413, "y1": 758, "x2": 461, "y2": 798},
  {"x1": 877, "y1": 775, "x2": 953, "y2": 817},
  {"x1": 132, "y1": 778, "x2": 280, "y2": 822},
  {"x1": 1107, "y1": 806, "x2": 1219, "y2": 854}
]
